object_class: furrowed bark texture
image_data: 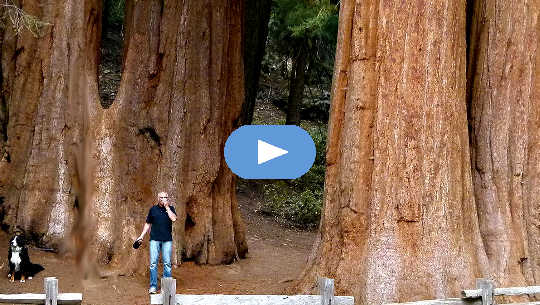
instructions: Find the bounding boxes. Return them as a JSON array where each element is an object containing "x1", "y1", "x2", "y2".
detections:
[
  {"x1": 467, "y1": 0, "x2": 540, "y2": 288},
  {"x1": 0, "y1": 21, "x2": 6, "y2": 164},
  {"x1": 0, "y1": 0, "x2": 101, "y2": 249},
  {"x1": 295, "y1": 0, "x2": 489, "y2": 303},
  {"x1": 0, "y1": 0, "x2": 247, "y2": 273}
]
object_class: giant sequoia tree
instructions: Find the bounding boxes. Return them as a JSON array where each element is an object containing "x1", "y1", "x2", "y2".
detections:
[
  {"x1": 0, "y1": 0, "x2": 247, "y2": 274},
  {"x1": 467, "y1": 0, "x2": 540, "y2": 288},
  {"x1": 295, "y1": 0, "x2": 539, "y2": 303},
  {"x1": 1, "y1": 0, "x2": 539, "y2": 301}
]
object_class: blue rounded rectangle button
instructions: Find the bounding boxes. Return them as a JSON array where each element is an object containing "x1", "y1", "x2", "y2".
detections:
[{"x1": 224, "y1": 125, "x2": 316, "y2": 179}]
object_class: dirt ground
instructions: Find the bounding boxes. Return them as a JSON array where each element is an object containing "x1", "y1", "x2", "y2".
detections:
[{"x1": 0, "y1": 191, "x2": 317, "y2": 305}]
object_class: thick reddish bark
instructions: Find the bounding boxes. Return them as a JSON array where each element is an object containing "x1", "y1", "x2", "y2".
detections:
[
  {"x1": 0, "y1": 0, "x2": 102, "y2": 250},
  {"x1": 99, "y1": 0, "x2": 248, "y2": 270},
  {"x1": 0, "y1": 0, "x2": 248, "y2": 275},
  {"x1": 527, "y1": 35, "x2": 540, "y2": 287},
  {"x1": 295, "y1": 0, "x2": 489, "y2": 303},
  {"x1": 467, "y1": 0, "x2": 540, "y2": 288},
  {"x1": 0, "y1": 22, "x2": 6, "y2": 164}
]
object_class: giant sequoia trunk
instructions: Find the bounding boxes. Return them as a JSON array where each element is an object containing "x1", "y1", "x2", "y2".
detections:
[
  {"x1": 295, "y1": 0, "x2": 489, "y2": 303},
  {"x1": 0, "y1": 0, "x2": 247, "y2": 273},
  {"x1": 95, "y1": 0, "x2": 248, "y2": 270},
  {"x1": 467, "y1": 0, "x2": 540, "y2": 287},
  {"x1": 0, "y1": 0, "x2": 101, "y2": 249}
]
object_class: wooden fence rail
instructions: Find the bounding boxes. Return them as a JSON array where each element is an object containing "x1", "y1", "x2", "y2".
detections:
[
  {"x1": 0, "y1": 277, "x2": 82, "y2": 305},
  {"x1": 2, "y1": 276, "x2": 537, "y2": 305},
  {"x1": 463, "y1": 284, "x2": 540, "y2": 298},
  {"x1": 385, "y1": 279, "x2": 540, "y2": 305},
  {"x1": 150, "y1": 277, "x2": 355, "y2": 305}
]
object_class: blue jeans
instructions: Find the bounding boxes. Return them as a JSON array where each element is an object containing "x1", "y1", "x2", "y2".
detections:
[{"x1": 149, "y1": 240, "x2": 172, "y2": 289}]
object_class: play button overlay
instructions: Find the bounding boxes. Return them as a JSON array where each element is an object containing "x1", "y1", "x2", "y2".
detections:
[
  {"x1": 258, "y1": 140, "x2": 288, "y2": 164},
  {"x1": 224, "y1": 125, "x2": 316, "y2": 179}
]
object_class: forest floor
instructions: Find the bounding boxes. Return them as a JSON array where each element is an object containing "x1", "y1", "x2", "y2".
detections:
[{"x1": 0, "y1": 189, "x2": 317, "y2": 305}]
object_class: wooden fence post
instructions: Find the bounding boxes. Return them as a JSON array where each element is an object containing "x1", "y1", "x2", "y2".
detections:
[
  {"x1": 319, "y1": 277, "x2": 335, "y2": 305},
  {"x1": 162, "y1": 277, "x2": 177, "y2": 305},
  {"x1": 44, "y1": 277, "x2": 58, "y2": 305},
  {"x1": 477, "y1": 278, "x2": 495, "y2": 305}
]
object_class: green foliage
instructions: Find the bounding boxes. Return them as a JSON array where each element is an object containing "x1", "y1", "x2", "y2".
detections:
[
  {"x1": 103, "y1": 0, "x2": 125, "y2": 28},
  {"x1": 278, "y1": 1, "x2": 336, "y2": 45},
  {"x1": 270, "y1": 0, "x2": 338, "y2": 46},
  {"x1": 287, "y1": 1, "x2": 337, "y2": 40},
  {"x1": 263, "y1": 0, "x2": 339, "y2": 104},
  {"x1": 310, "y1": 126, "x2": 327, "y2": 166},
  {"x1": 261, "y1": 126, "x2": 327, "y2": 227},
  {"x1": 263, "y1": 182, "x2": 322, "y2": 226}
]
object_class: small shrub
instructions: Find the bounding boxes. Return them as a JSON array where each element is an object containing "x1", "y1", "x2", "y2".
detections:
[
  {"x1": 262, "y1": 183, "x2": 322, "y2": 227},
  {"x1": 261, "y1": 126, "x2": 327, "y2": 227}
]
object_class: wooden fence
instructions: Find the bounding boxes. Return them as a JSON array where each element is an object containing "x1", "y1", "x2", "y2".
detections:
[
  {"x1": 150, "y1": 277, "x2": 355, "y2": 305},
  {"x1": 384, "y1": 279, "x2": 540, "y2": 305},
  {"x1": 151, "y1": 278, "x2": 540, "y2": 305},
  {"x1": 0, "y1": 277, "x2": 82, "y2": 305},
  {"x1": 1, "y1": 276, "x2": 537, "y2": 305}
]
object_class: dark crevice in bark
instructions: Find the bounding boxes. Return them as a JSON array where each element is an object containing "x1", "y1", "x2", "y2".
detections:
[
  {"x1": 184, "y1": 198, "x2": 196, "y2": 234},
  {"x1": 13, "y1": 47, "x2": 24, "y2": 60},
  {"x1": 0, "y1": 197, "x2": 7, "y2": 232},
  {"x1": 158, "y1": 0, "x2": 165, "y2": 17},
  {"x1": 465, "y1": 0, "x2": 476, "y2": 115},
  {"x1": 138, "y1": 126, "x2": 162, "y2": 146},
  {"x1": 185, "y1": 213, "x2": 195, "y2": 229},
  {"x1": 465, "y1": 0, "x2": 480, "y2": 171}
]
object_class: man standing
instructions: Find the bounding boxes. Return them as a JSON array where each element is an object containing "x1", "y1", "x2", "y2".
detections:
[{"x1": 137, "y1": 191, "x2": 177, "y2": 294}]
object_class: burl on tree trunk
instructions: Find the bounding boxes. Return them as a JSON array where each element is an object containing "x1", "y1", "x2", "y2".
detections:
[
  {"x1": 0, "y1": 0, "x2": 247, "y2": 274},
  {"x1": 294, "y1": 0, "x2": 489, "y2": 303}
]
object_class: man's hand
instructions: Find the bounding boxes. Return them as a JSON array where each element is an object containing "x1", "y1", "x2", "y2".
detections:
[{"x1": 164, "y1": 201, "x2": 176, "y2": 222}]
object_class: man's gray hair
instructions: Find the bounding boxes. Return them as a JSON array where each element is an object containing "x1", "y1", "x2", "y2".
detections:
[{"x1": 158, "y1": 191, "x2": 168, "y2": 198}]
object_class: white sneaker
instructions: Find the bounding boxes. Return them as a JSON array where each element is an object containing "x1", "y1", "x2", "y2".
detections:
[{"x1": 149, "y1": 287, "x2": 157, "y2": 294}]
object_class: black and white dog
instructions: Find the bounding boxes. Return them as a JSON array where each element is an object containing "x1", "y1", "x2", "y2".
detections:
[{"x1": 7, "y1": 234, "x2": 44, "y2": 282}]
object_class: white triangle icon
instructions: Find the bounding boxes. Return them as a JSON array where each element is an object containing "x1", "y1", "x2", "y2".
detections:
[{"x1": 258, "y1": 140, "x2": 288, "y2": 164}]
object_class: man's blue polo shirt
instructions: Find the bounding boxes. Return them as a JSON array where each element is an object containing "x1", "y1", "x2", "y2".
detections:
[{"x1": 146, "y1": 205, "x2": 176, "y2": 241}]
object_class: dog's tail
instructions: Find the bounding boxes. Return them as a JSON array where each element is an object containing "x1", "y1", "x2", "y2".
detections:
[{"x1": 27, "y1": 263, "x2": 45, "y2": 276}]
